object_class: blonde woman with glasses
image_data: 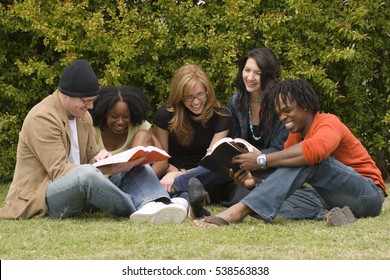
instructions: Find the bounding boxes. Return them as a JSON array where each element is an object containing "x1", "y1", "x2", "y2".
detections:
[{"x1": 153, "y1": 64, "x2": 231, "y2": 211}]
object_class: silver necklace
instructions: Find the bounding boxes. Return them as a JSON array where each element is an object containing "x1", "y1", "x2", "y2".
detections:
[{"x1": 250, "y1": 93, "x2": 262, "y2": 103}]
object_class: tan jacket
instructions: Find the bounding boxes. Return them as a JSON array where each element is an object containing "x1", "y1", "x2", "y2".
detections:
[{"x1": 0, "y1": 91, "x2": 100, "y2": 219}]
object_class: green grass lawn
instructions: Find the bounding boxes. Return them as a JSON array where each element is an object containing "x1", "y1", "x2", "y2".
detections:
[{"x1": 0, "y1": 182, "x2": 389, "y2": 260}]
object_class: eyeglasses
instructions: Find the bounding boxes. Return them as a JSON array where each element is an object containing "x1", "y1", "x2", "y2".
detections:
[
  {"x1": 182, "y1": 92, "x2": 208, "y2": 103},
  {"x1": 80, "y1": 95, "x2": 99, "y2": 105}
]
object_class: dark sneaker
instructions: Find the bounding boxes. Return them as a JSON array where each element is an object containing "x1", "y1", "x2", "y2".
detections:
[
  {"x1": 188, "y1": 177, "x2": 210, "y2": 218},
  {"x1": 325, "y1": 206, "x2": 356, "y2": 226}
]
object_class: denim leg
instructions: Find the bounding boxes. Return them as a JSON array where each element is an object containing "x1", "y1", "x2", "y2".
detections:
[
  {"x1": 110, "y1": 165, "x2": 169, "y2": 209},
  {"x1": 218, "y1": 170, "x2": 278, "y2": 206},
  {"x1": 46, "y1": 165, "x2": 136, "y2": 218},
  {"x1": 242, "y1": 157, "x2": 384, "y2": 222},
  {"x1": 172, "y1": 166, "x2": 230, "y2": 201},
  {"x1": 278, "y1": 187, "x2": 329, "y2": 220}
]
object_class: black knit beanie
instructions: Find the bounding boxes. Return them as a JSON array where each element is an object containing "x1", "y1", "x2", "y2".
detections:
[{"x1": 58, "y1": 59, "x2": 99, "y2": 97}]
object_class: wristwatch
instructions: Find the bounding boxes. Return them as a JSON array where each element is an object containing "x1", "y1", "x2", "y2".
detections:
[{"x1": 256, "y1": 154, "x2": 267, "y2": 169}]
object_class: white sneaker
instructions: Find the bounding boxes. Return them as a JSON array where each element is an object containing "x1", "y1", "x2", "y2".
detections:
[
  {"x1": 130, "y1": 201, "x2": 187, "y2": 224},
  {"x1": 171, "y1": 197, "x2": 189, "y2": 211}
]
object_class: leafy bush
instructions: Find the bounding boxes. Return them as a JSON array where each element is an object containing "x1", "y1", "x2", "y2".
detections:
[{"x1": 0, "y1": 0, "x2": 388, "y2": 181}]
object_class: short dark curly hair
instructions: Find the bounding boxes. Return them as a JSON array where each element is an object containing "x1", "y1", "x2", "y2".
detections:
[
  {"x1": 268, "y1": 79, "x2": 320, "y2": 114},
  {"x1": 90, "y1": 85, "x2": 150, "y2": 128}
]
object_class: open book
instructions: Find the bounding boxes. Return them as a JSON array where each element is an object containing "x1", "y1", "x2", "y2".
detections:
[
  {"x1": 199, "y1": 137, "x2": 260, "y2": 178},
  {"x1": 93, "y1": 146, "x2": 170, "y2": 168}
]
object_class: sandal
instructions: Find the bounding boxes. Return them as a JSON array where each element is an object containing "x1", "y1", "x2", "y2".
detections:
[{"x1": 195, "y1": 215, "x2": 230, "y2": 227}]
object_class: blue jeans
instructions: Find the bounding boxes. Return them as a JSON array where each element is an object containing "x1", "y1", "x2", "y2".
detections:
[
  {"x1": 274, "y1": 187, "x2": 328, "y2": 220},
  {"x1": 242, "y1": 157, "x2": 385, "y2": 222},
  {"x1": 172, "y1": 166, "x2": 229, "y2": 201},
  {"x1": 173, "y1": 166, "x2": 328, "y2": 220},
  {"x1": 46, "y1": 164, "x2": 169, "y2": 219}
]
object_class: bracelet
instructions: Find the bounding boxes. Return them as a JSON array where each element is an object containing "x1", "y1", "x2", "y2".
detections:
[{"x1": 179, "y1": 168, "x2": 187, "y2": 174}]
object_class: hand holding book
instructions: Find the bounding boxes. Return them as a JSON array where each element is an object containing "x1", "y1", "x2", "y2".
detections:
[
  {"x1": 93, "y1": 146, "x2": 170, "y2": 175},
  {"x1": 199, "y1": 137, "x2": 260, "y2": 178},
  {"x1": 108, "y1": 156, "x2": 147, "y2": 175}
]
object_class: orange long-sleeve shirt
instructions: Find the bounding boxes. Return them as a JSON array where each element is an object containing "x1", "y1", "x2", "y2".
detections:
[{"x1": 284, "y1": 113, "x2": 386, "y2": 196}]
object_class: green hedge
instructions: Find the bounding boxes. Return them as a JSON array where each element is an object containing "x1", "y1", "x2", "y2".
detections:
[{"x1": 0, "y1": 0, "x2": 389, "y2": 182}]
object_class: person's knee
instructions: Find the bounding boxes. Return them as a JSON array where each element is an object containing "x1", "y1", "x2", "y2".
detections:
[
  {"x1": 73, "y1": 165, "x2": 102, "y2": 183},
  {"x1": 132, "y1": 129, "x2": 153, "y2": 146}
]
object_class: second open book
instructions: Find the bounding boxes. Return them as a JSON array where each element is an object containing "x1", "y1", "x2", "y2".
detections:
[{"x1": 199, "y1": 137, "x2": 260, "y2": 179}]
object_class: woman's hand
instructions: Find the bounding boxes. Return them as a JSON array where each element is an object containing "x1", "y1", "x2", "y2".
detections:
[{"x1": 160, "y1": 171, "x2": 182, "y2": 193}]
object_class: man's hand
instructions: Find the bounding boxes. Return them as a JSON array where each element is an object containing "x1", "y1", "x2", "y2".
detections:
[
  {"x1": 93, "y1": 149, "x2": 112, "y2": 162},
  {"x1": 232, "y1": 151, "x2": 261, "y2": 171},
  {"x1": 228, "y1": 168, "x2": 257, "y2": 189}
]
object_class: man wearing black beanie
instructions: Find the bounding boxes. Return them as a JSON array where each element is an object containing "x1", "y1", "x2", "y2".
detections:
[{"x1": 0, "y1": 59, "x2": 187, "y2": 223}]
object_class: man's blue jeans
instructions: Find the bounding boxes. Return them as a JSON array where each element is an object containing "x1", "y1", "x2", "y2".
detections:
[
  {"x1": 242, "y1": 157, "x2": 385, "y2": 222},
  {"x1": 46, "y1": 164, "x2": 169, "y2": 219},
  {"x1": 173, "y1": 165, "x2": 329, "y2": 220}
]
